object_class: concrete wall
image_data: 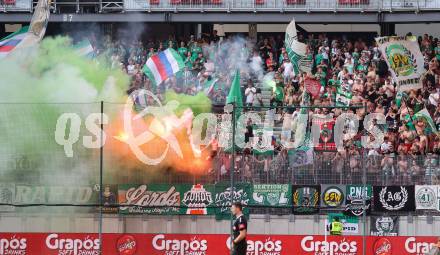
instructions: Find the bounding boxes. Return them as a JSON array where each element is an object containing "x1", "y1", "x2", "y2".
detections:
[
  {"x1": 216, "y1": 23, "x2": 381, "y2": 34},
  {"x1": 1, "y1": 214, "x2": 439, "y2": 236},
  {"x1": 395, "y1": 23, "x2": 440, "y2": 38}
]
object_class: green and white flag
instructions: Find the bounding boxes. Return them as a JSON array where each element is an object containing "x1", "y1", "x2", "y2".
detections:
[
  {"x1": 414, "y1": 108, "x2": 438, "y2": 134},
  {"x1": 375, "y1": 36, "x2": 424, "y2": 92},
  {"x1": 336, "y1": 83, "x2": 352, "y2": 107},
  {"x1": 285, "y1": 18, "x2": 310, "y2": 74}
]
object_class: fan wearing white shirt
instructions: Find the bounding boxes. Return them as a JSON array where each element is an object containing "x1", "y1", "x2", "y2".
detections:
[{"x1": 245, "y1": 81, "x2": 256, "y2": 108}]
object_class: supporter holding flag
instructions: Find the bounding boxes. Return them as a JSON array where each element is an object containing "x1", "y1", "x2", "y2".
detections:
[{"x1": 142, "y1": 48, "x2": 185, "y2": 89}]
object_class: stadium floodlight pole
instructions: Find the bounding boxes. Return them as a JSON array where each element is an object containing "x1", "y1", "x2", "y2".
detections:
[
  {"x1": 230, "y1": 100, "x2": 236, "y2": 255},
  {"x1": 99, "y1": 101, "x2": 104, "y2": 255}
]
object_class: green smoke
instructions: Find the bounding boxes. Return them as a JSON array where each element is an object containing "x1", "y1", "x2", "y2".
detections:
[
  {"x1": 163, "y1": 90, "x2": 212, "y2": 116},
  {"x1": 0, "y1": 36, "x2": 129, "y2": 192}
]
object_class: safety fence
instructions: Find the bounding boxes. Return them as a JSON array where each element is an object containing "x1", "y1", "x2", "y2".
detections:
[{"x1": 0, "y1": 102, "x2": 440, "y2": 254}]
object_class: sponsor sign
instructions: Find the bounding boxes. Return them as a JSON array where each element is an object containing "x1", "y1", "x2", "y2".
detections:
[
  {"x1": 116, "y1": 234, "x2": 137, "y2": 255},
  {"x1": 118, "y1": 184, "x2": 181, "y2": 215},
  {"x1": 345, "y1": 185, "x2": 372, "y2": 216},
  {"x1": 373, "y1": 186, "x2": 415, "y2": 212},
  {"x1": 181, "y1": 184, "x2": 214, "y2": 215},
  {"x1": 226, "y1": 236, "x2": 283, "y2": 255},
  {"x1": 44, "y1": 233, "x2": 101, "y2": 255},
  {"x1": 321, "y1": 185, "x2": 346, "y2": 208},
  {"x1": 0, "y1": 233, "x2": 439, "y2": 255},
  {"x1": 292, "y1": 185, "x2": 320, "y2": 214},
  {"x1": 251, "y1": 184, "x2": 292, "y2": 207},
  {"x1": 327, "y1": 213, "x2": 359, "y2": 234},
  {"x1": 370, "y1": 216, "x2": 399, "y2": 236},
  {"x1": 214, "y1": 183, "x2": 250, "y2": 220},
  {"x1": 415, "y1": 185, "x2": 438, "y2": 210},
  {"x1": 0, "y1": 233, "x2": 28, "y2": 255}
]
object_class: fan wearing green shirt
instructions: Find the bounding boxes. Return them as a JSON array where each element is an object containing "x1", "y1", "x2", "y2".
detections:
[
  {"x1": 178, "y1": 41, "x2": 188, "y2": 59},
  {"x1": 435, "y1": 41, "x2": 440, "y2": 61},
  {"x1": 190, "y1": 41, "x2": 203, "y2": 62}
]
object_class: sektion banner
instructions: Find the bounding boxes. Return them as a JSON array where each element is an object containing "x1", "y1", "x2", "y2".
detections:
[
  {"x1": 251, "y1": 184, "x2": 292, "y2": 208},
  {"x1": 373, "y1": 186, "x2": 416, "y2": 212},
  {"x1": 375, "y1": 36, "x2": 424, "y2": 92},
  {"x1": 0, "y1": 232, "x2": 438, "y2": 255}
]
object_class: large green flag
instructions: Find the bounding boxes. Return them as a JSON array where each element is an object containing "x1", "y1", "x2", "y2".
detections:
[
  {"x1": 224, "y1": 71, "x2": 243, "y2": 152},
  {"x1": 226, "y1": 70, "x2": 243, "y2": 107},
  {"x1": 414, "y1": 108, "x2": 438, "y2": 134}
]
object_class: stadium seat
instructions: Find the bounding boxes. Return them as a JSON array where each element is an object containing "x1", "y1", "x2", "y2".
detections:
[
  {"x1": 3, "y1": 0, "x2": 16, "y2": 4},
  {"x1": 255, "y1": 0, "x2": 265, "y2": 5},
  {"x1": 150, "y1": 0, "x2": 160, "y2": 4},
  {"x1": 338, "y1": 0, "x2": 369, "y2": 4},
  {"x1": 211, "y1": 0, "x2": 222, "y2": 4},
  {"x1": 285, "y1": 0, "x2": 306, "y2": 4},
  {"x1": 170, "y1": 0, "x2": 181, "y2": 4}
]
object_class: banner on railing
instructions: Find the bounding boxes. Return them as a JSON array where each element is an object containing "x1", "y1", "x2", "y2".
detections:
[
  {"x1": 321, "y1": 184, "x2": 346, "y2": 208},
  {"x1": 214, "y1": 183, "x2": 251, "y2": 220},
  {"x1": 373, "y1": 186, "x2": 416, "y2": 212},
  {"x1": 118, "y1": 184, "x2": 182, "y2": 215},
  {"x1": 344, "y1": 184, "x2": 372, "y2": 216},
  {"x1": 0, "y1": 233, "x2": 438, "y2": 255},
  {"x1": 375, "y1": 36, "x2": 424, "y2": 92},
  {"x1": 292, "y1": 185, "x2": 320, "y2": 214},
  {"x1": 415, "y1": 185, "x2": 439, "y2": 210},
  {"x1": 370, "y1": 216, "x2": 399, "y2": 236},
  {"x1": 251, "y1": 184, "x2": 292, "y2": 208},
  {"x1": 327, "y1": 213, "x2": 359, "y2": 234},
  {"x1": 0, "y1": 183, "x2": 102, "y2": 213}
]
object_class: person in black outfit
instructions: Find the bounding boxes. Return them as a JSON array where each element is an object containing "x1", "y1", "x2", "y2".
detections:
[{"x1": 231, "y1": 202, "x2": 247, "y2": 255}]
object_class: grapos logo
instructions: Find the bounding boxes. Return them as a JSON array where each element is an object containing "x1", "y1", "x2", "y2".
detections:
[
  {"x1": 0, "y1": 236, "x2": 27, "y2": 255},
  {"x1": 226, "y1": 237, "x2": 282, "y2": 255},
  {"x1": 55, "y1": 89, "x2": 386, "y2": 165},
  {"x1": 45, "y1": 233, "x2": 100, "y2": 255},
  {"x1": 152, "y1": 234, "x2": 208, "y2": 255}
]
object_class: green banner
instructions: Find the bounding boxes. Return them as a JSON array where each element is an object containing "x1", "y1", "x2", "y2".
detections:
[
  {"x1": 251, "y1": 184, "x2": 292, "y2": 207},
  {"x1": 118, "y1": 184, "x2": 182, "y2": 215},
  {"x1": 214, "y1": 183, "x2": 251, "y2": 220},
  {"x1": 180, "y1": 184, "x2": 215, "y2": 215}
]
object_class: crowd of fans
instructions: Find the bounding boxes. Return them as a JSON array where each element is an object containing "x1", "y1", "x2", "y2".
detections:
[{"x1": 93, "y1": 30, "x2": 440, "y2": 185}]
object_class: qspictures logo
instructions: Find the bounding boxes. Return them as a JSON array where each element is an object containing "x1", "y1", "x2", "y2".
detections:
[
  {"x1": 0, "y1": 236, "x2": 27, "y2": 255},
  {"x1": 55, "y1": 89, "x2": 387, "y2": 165}
]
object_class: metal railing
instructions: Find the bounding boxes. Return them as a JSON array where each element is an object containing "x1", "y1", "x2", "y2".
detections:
[
  {"x1": 2, "y1": 0, "x2": 437, "y2": 13},
  {"x1": 1, "y1": 0, "x2": 32, "y2": 12},
  {"x1": 123, "y1": 0, "x2": 440, "y2": 12}
]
